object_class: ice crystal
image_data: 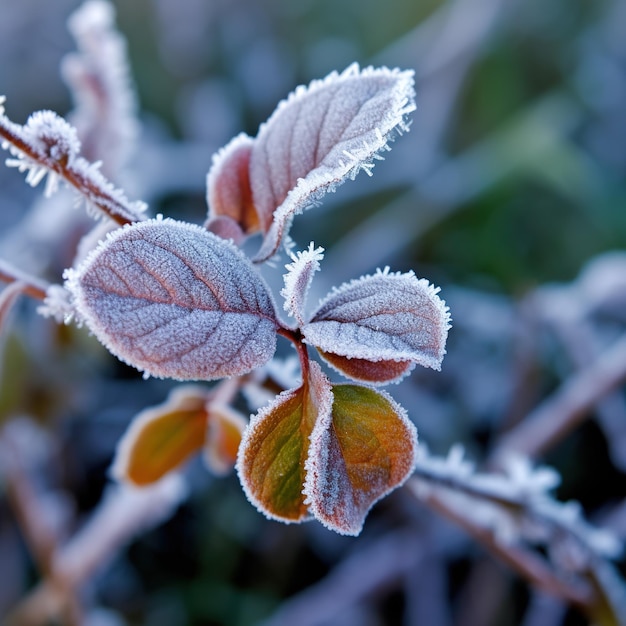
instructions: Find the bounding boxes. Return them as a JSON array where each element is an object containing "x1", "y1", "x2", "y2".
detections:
[{"x1": 281, "y1": 242, "x2": 325, "y2": 326}]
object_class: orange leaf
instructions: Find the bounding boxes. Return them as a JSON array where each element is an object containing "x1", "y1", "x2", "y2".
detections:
[
  {"x1": 112, "y1": 386, "x2": 209, "y2": 486},
  {"x1": 204, "y1": 404, "x2": 246, "y2": 475},
  {"x1": 237, "y1": 362, "x2": 333, "y2": 523},
  {"x1": 318, "y1": 350, "x2": 413, "y2": 385},
  {"x1": 304, "y1": 384, "x2": 417, "y2": 536}
]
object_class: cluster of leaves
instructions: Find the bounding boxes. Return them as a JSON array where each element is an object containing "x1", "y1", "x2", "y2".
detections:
[
  {"x1": 1, "y1": 58, "x2": 451, "y2": 535},
  {"x1": 2, "y1": 3, "x2": 624, "y2": 625}
]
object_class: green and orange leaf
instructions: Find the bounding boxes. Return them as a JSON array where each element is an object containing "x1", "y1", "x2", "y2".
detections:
[
  {"x1": 237, "y1": 362, "x2": 333, "y2": 523},
  {"x1": 304, "y1": 384, "x2": 418, "y2": 536},
  {"x1": 112, "y1": 386, "x2": 209, "y2": 486}
]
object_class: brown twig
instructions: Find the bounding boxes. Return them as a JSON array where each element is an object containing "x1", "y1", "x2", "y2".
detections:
[
  {"x1": 0, "y1": 259, "x2": 50, "y2": 301},
  {"x1": 406, "y1": 479, "x2": 596, "y2": 609},
  {"x1": 0, "y1": 108, "x2": 145, "y2": 226}
]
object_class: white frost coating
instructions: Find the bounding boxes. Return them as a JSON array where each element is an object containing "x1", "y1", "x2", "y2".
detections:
[
  {"x1": 251, "y1": 63, "x2": 416, "y2": 261},
  {"x1": 65, "y1": 218, "x2": 279, "y2": 380},
  {"x1": 412, "y1": 449, "x2": 623, "y2": 559},
  {"x1": 3, "y1": 110, "x2": 80, "y2": 198},
  {"x1": 303, "y1": 268, "x2": 452, "y2": 370},
  {"x1": 281, "y1": 242, "x2": 324, "y2": 326},
  {"x1": 0, "y1": 103, "x2": 146, "y2": 221},
  {"x1": 25, "y1": 110, "x2": 81, "y2": 165},
  {"x1": 63, "y1": 0, "x2": 139, "y2": 173},
  {"x1": 303, "y1": 384, "x2": 417, "y2": 536},
  {"x1": 0, "y1": 96, "x2": 5, "y2": 116},
  {"x1": 37, "y1": 284, "x2": 76, "y2": 323}
]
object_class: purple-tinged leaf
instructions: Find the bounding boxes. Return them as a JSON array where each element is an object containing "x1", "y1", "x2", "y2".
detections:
[
  {"x1": 303, "y1": 268, "x2": 451, "y2": 372},
  {"x1": 204, "y1": 215, "x2": 246, "y2": 245},
  {"x1": 65, "y1": 217, "x2": 279, "y2": 380},
  {"x1": 237, "y1": 361, "x2": 333, "y2": 523},
  {"x1": 250, "y1": 64, "x2": 415, "y2": 261},
  {"x1": 304, "y1": 384, "x2": 418, "y2": 536},
  {"x1": 281, "y1": 243, "x2": 324, "y2": 326},
  {"x1": 205, "y1": 133, "x2": 259, "y2": 235}
]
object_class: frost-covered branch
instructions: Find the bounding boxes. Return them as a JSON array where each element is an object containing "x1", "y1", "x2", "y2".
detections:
[
  {"x1": 0, "y1": 98, "x2": 146, "y2": 225},
  {"x1": 1, "y1": 419, "x2": 187, "y2": 626},
  {"x1": 408, "y1": 448, "x2": 624, "y2": 620}
]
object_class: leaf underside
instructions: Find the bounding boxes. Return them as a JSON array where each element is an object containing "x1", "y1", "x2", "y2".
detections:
[{"x1": 318, "y1": 350, "x2": 413, "y2": 385}]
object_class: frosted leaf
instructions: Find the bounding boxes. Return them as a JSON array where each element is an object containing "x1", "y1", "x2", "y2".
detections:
[
  {"x1": 204, "y1": 215, "x2": 246, "y2": 245},
  {"x1": 317, "y1": 350, "x2": 414, "y2": 385},
  {"x1": 303, "y1": 268, "x2": 451, "y2": 371},
  {"x1": 250, "y1": 64, "x2": 416, "y2": 261},
  {"x1": 65, "y1": 217, "x2": 279, "y2": 380},
  {"x1": 281, "y1": 243, "x2": 324, "y2": 326},
  {"x1": 304, "y1": 384, "x2": 418, "y2": 536},
  {"x1": 112, "y1": 385, "x2": 209, "y2": 486},
  {"x1": 205, "y1": 133, "x2": 258, "y2": 235},
  {"x1": 203, "y1": 403, "x2": 246, "y2": 475}
]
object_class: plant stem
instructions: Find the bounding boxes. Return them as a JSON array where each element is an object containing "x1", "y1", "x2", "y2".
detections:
[
  {"x1": 277, "y1": 326, "x2": 310, "y2": 379},
  {"x1": 0, "y1": 112, "x2": 145, "y2": 226},
  {"x1": 0, "y1": 259, "x2": 49, "y2": 301}
]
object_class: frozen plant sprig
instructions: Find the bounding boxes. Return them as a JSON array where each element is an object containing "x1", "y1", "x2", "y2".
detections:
[
  {"x1": 412, "y1": 447, "x2": 621, "y2": 559},
  {"x1": 0, "y1": 104, "x2": 146, "y2": 224},
  {"x1": 409, "y1": 447, "x2": 624, "y2": 618},
  {"x1": 1, "y1": 52, "x2": 450, "y2": 536}
]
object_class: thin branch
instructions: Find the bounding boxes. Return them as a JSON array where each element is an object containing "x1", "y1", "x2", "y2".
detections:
[
  {"x1": 262, "y1": 530, "x2": 422, "y2": 626},
  {"x1": 0, "y1": 103, "x2": 146, "y2": 226},
  {"x1": 1, "y1": 433, "x2": 59, "y2": 579},
  {"x1": 492, "y1": 331, "x2": 626, "y2": 463},
  {"x1": 0, "y1": 258, "x2": 50, "y2": 301},
  {"x1": 411, "y1": 482, "x2": 595, "y2": 609}
]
